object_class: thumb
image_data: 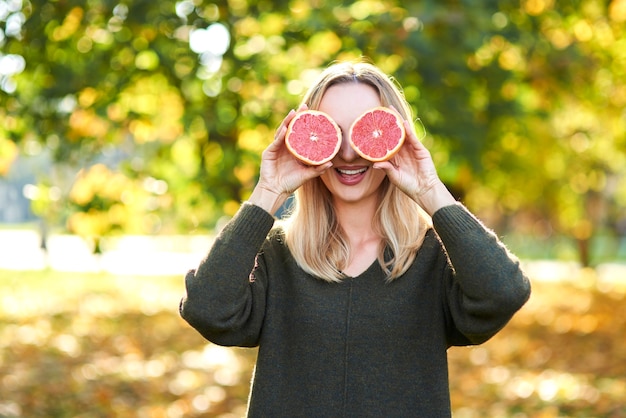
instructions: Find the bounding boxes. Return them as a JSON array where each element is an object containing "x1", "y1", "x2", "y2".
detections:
[{"x1": 372, "y1": 161, "x2": 394, "y2": 172}]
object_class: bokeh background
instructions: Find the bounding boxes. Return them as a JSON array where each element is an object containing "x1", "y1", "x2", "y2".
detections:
[{"x1": 1, "y1": 0, "x2": 625, "y2": 417}]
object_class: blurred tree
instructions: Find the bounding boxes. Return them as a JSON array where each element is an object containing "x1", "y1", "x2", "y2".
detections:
[
  {"x1": 463, "y1": 0, "x2": 626, "y2": 266},
  {"x1": 0, "y1": 0, "x2": 624, "y2": 265}
]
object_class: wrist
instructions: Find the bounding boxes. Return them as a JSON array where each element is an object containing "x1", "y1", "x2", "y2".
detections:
[
  {"x1": 248, "y1": 183, "x2": 288, "y2": 215},
  {"x1": 416, "y1": 181, "x2": 456, "y2": 216}
]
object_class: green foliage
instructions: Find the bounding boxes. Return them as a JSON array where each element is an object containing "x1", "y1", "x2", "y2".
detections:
[{"x1": 1, "y1": 0, "x2": 625, "y2": 264}]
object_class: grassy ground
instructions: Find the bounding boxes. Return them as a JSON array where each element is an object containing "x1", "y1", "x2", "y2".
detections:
[{"x1": 1, "y1": 269, "x2": 625, "y2": 417}]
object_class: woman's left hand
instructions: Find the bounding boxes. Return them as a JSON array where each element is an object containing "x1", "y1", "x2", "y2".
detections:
[{"x1": 373, "y1": 120, "x2": 455, "y2": 214}]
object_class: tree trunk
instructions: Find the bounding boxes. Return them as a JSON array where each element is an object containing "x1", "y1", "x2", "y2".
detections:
[{"x1": 577, "y1": 238, "x2": 591, "y2": 267}]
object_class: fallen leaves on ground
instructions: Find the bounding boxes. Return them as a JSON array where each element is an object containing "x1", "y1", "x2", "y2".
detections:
[{"x1": 0, "y1": 270, "x2": 624, "y2": 417}]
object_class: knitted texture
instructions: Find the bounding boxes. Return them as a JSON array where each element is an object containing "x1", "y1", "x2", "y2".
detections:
[{"x1": 180, "y1": 202, "x2": 531, "y2": 417}]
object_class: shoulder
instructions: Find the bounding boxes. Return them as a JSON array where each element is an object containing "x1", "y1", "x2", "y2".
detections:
[
  {"x1": 410, "y1": 227, "x2": 452, "y2": 278},
  {"x1": 401, "y1": 227, "x2": 448, "y2": 275}
]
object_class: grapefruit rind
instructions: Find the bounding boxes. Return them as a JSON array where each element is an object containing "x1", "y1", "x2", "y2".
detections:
[
  {"x1": 349, "y1": 107, "x2": 406, "y2": 162},
  {"x1": 285, "y1": 110, "x2": 342, "y2": 165}
]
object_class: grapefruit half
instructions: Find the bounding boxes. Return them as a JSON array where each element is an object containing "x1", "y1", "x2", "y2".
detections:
[
  {"x1": 285, "y1": 110, "x2": 342, "y2": 165},
  {"x1": 349, "y1": 107, "x2": 405, "y2": 162}
]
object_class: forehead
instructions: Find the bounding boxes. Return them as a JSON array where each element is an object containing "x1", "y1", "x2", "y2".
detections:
[{"x1": 318, "y1": 83, "x2": 381, "y2": 126}]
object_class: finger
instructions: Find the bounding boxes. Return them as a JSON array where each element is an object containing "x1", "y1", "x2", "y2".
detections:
[
  {"x1": 278, "y1": 109, "x2": 296, "y2": 132},
  {"x1": 302, "y1": 161, "x2": 333, "y2": 176},
  {"x1": 372, "y1": 160, "x2": 405, "y2": 191},
  {"x1": 289, "y1": 162, "x2": 333, "y2": 188},
  {"x1": 273, "y1": 125, "x2": 288, "y2": 145},
  {"x1": 314, "y1": 161, "x2": 333, "y2": 172},
  {"x1": 274, "y1": 110, "x2": 297, "y2": 141},
  {"x1": 282, "y1": 104, "x2": 309, "y2": 135},
  {"x1": 403, "y1": 120, "x2": 427, "y2": 151},
  {"x1": 372, "y1": 160, "x2": 395, "y2": 173}
]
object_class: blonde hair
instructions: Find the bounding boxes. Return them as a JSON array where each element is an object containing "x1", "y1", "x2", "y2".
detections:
[{"x1": 280, "y1": 61, "x2": 431, "y2": 283}]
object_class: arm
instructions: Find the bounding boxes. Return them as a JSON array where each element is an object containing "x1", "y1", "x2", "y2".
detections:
[
  {"x1": 434, "y1": 204, "x2": 531, "y2": 345},
  {"x1": 181, "y1": 107, "x2": 333, "y2": 345},
  {"x1": 376, "y1": 119, "x2": 530, "y2": 343},
  {"x1": 179, "y1": 203, "x2": 274, "y2": 346}
]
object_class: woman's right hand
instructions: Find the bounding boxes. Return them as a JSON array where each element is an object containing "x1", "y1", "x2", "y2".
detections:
[{"x1": 248, "y1": 105, "x2": 333, "y2": 214}]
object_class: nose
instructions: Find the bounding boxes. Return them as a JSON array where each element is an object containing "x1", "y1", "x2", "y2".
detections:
[{"x1": 337, "y1": 133, "x2": 358, "y2": 162}]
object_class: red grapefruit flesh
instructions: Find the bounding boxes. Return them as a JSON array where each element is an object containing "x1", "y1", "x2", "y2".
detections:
[
  {"x1": 285, "y1": 110, "x2": 342, "y2": 165},
  {"x1": 349, "y1": 107, "x2": 405, "y2": 162}
]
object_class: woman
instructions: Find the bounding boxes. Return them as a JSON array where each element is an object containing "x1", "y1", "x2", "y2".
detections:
[{"x1": 180, "y1": 61, "x2": 531, "y2": 417}]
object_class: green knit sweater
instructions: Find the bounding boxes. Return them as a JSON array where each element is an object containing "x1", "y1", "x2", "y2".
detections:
[{"x1": 180, "y1": 202, "x2": 531, "y2": 417}]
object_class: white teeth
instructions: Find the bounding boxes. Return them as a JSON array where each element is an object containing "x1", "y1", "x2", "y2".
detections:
[{"x1": 337, "y1": 168, "x2": 367, "y2": 175}]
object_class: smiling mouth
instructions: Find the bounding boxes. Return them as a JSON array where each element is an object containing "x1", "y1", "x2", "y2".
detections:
[{"x1": 336, "y1": 167, "x2": 368, "y2": 176}]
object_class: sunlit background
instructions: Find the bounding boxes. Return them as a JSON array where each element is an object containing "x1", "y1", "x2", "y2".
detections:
[{"x1": 1, "y1": 0, "x2": 625, "y2": 416}]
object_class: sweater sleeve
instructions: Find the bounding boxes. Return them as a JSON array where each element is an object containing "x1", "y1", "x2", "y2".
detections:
[
  {"x1": 432, "y1": 203, "x2": 531, "y2": 346},
  {"x1": 179, "y1": 202, "x2": 275, "y2": 347}
]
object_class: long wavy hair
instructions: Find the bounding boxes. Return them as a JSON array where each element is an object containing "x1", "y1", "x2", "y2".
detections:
[{"x1": 280, "y1": 61, "x2": 431, "y2": 283}]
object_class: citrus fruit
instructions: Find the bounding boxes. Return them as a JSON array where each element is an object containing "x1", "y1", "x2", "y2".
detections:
[
  {"x1": 285, "y1": 110, "x2": 342, "y2": 165},
  {"x1": 349, "y1": 107, "x2": 405, "y2": 162}
]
